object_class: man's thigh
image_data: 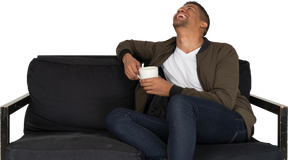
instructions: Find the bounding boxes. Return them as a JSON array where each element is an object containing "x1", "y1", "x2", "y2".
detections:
[{"x1": 194, "y1": 98, "x2": 247, "y2": 144}]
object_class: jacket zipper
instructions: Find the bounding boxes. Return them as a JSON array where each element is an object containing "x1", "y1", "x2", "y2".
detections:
[{"x1": 196, "y1": 55, "x2": 207, "y2": 91}]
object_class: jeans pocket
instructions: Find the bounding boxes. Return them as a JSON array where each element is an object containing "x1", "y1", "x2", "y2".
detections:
[
  {"x1": 228, "y1": 130, "x2": 247, "y2": 144},
  {"x1": 228, "y1": 131, "x2": 238, "y2": 144}
]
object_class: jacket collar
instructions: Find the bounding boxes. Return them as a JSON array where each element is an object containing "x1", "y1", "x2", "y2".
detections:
[
  {"x1": 198, "y1": 37, "x2": 211, "y2": 54},
  {"x1": 172, "y1": 37, "x2": 211, "y2": 54}
]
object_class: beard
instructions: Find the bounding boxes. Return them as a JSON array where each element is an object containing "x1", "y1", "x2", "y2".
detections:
[{"x1": 173, "y1": 19, "x2": 188, "y2": 28}]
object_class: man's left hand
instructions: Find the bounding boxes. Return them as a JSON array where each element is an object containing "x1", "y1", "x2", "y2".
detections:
[{"x1": 140, "y1": 76, "x2": 173, "y2": 97}]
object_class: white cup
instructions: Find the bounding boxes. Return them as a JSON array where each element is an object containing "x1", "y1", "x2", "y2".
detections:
[{"x1": 137, "y1": 66, "x2": 158, "y2": 79}]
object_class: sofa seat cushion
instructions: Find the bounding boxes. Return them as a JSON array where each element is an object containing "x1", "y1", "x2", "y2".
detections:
[
  {"x1": 194, "y1": 141, "x2": 282, "y2": 160},
  {"x1": 5, "y1": 132, "x2": 281, "y2": 160},
  {"x1": 4, "y1": 132, "x2": 145, "y2": 160}
]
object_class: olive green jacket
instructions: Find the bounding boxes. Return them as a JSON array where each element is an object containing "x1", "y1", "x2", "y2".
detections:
[{"x1": 116, "y1": 37, "x2": 256, "y2": 139}]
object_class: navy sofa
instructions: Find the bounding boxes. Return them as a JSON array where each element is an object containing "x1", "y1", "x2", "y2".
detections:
[{"x1": 1, "y1": 55, "x2": 286, "y2": 160}]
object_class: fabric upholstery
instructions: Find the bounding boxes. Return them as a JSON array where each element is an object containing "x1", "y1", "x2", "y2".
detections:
[
  {"x1": 24, "y1": 56, "x2": 138, "y2": 133},
  {"x1": 4, "y1": 56, "x2": 281, "y2": 160},
  {"x1": 238, "y1": 60, "x2": 251, "y2": 100},
  {"x1": 5, "y1": 132, "x2": 281, "y2": 160},
  {"x1": 5, "y1": 132, "x2": 145, "y2": 160},
  {"x1": 194, "y1": 141, "x2": 282, "y2": 160}
]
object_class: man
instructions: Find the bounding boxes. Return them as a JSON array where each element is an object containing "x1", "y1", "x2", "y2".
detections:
[{"x1": 105, "y1": 1, "x2": 256, "y2": 160}]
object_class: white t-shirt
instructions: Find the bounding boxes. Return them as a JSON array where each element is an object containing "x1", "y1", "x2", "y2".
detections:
[{"x1": 161, "y1": 46, "x2": 203, "y2": 91}]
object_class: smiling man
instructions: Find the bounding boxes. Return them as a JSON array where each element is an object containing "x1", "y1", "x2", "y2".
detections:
[
  {"x1": 173, "y1": 2, "x2": 209, "y2": 54},
  {"x1": 105, "y1": 1, "x2": 256, "y2": 160}
]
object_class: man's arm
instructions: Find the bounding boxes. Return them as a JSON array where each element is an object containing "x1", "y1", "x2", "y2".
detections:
[
  {"x1": 117, "y1": 39, "x2": 160, "y2": 81},
  {"x1": 116, "y1": 37, "x2": 177, "y2": 62},
  {"x1": 116, "y1": 39, "x2": 158, "y2": 62}
]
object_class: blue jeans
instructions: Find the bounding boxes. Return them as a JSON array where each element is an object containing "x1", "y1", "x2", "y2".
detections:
[{"x1": 105, "y1": 94, "x2": 247, "y2": 160}]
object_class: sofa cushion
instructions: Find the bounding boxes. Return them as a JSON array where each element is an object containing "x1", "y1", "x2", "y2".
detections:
[
  {"x1": 194, "y1": 141, "x2": 282, "y2": 160},
  {"x1": 5, "y1": 132, "x2": 281, "y2": 160},
  {"x1": 25, "y1": 56, "x2": 138, "y2": 133},
  {"x1": 4, "y1": 132, "x2": 145, "y2": 160},
  {"x1": 239, "y1": 57, "x2": 254, "y2": 100}
]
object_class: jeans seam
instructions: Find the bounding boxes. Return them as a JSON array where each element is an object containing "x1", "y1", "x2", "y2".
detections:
[
  {"x1": 235, "y1": 118, "x2": 244, "y2": 121},
  {"x1": 235, "y1": 118, "x2": 247, "y2": 134},
  {"x1": 228, "y1": 116, "x2": 246, "y2": 144},
  {"x1": 126, "y1": 112, "x2": 168, "y2": 148},
  {"x1": 228, "y1": 131, "x2": 238, "y2": 144}
]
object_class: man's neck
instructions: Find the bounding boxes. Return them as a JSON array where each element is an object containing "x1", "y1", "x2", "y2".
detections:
[{"x1": 176, "y1": 29, "x2": 204, "y2": 54}]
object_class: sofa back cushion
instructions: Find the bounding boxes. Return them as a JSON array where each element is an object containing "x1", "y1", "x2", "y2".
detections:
[
  {"x1": 24, "y1": 56, "x2": 138, "y2": 133},
  {"x1": 238, "y1": 60, "x2": 251, "y2": 100}
]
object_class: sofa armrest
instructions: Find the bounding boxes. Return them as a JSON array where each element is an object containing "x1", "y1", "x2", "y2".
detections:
[
  {"x1": 0, "y1": 93, "x2": 29, "y2": 160},
  {"x1": 250, "y1": 94, "x2": 288, "y2": 160}
]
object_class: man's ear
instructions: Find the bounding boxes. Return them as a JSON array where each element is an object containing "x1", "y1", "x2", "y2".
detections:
[{"x1": 200, "y1": 22, "x2": 208, "y2": 29}]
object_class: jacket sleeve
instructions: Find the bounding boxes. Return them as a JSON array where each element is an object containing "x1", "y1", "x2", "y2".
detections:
[
  {"x1": 170, "y1": 44, "x2": 239, "y2": 111},
  {"x1": 112, "y1": 34, "x2": 175, "y2": 61},
  {"x1": 116, "y1": 39, "x2": 158, "y2": 62}
]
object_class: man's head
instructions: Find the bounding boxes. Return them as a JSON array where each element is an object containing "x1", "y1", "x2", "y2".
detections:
[{"x1": 173, "y1": 1, "x2": 210, "y2": 36}]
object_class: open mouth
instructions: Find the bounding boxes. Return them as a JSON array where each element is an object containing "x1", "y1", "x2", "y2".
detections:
[
  {"x1": 176, "y1": 13, "x2": 188, "y2": 19},
  {"x1": 177, "y1": 15, "x2": 186, "y2": 18}
]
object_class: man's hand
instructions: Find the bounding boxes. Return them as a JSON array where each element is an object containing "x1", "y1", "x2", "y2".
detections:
[
  {"x1": 122, "y1": 53, "x2": 141, "y2": 80},
  {"x1": 140, "y1": 76, "x2": 173, "y2": 97}
]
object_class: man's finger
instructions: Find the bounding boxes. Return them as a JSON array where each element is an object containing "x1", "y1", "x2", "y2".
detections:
[
  {"x1": 126, "y1": 65, "x2": 136, "y2": 77},
  {"x1": 136, "y1": 61, "x2": 141, "y2": 69},
  {"x1": 137, "y1": 66, "x2": 141, "y2": 74},
  {"x1": 125, "y1": 70, "x2": 133, "y2": 80},
  {"x1": 143, "y1": 86, "x2": 153, "y2": 91},
  {"x1": 131, "y1": 62, "x2": 140, "y2": 75},
  {"x1": 126, "y1": 68, "x2": 135, "y2": 80},
  {"x1": 140, "y1": 81, "x2": 154, "y2": 87},
  {"x1": 130, "y1": 72, "x2": 139, "y2": 80},
  {"x1": 140, "y1": 78, "x2": 157, "y2": 83}
]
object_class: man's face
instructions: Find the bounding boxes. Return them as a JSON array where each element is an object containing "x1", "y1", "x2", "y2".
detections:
[{"x1": 173, "y1": 4, "x2": 201, "y2": 29}]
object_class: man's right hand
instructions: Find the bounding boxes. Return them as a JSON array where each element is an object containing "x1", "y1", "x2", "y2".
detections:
[{"x1": 122, "y1": 53, "x2": 141, "y2": 80}]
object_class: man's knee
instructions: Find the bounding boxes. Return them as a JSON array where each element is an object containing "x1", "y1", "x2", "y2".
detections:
[
  {"x1": 167, "y1": 94, "x2": 198, "y2": 116},
  {"x1": 167, "y1": 95, "x2": 186, "y2": 115},
  {"x1": 169, "y1": 94, "x2": 188, "y2": 105},
  {"x1": 168, "y1": 94, "x2": 190, "y2": 109}
]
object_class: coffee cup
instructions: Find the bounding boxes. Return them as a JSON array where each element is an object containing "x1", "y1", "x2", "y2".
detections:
[{"x1": 137, "y1": 66, "x2": 158, "y2": 79}]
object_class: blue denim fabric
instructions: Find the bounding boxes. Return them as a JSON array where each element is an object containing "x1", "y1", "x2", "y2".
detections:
[{"x1": 105, "y1": 94, "x2": 247, "y2": 160}]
